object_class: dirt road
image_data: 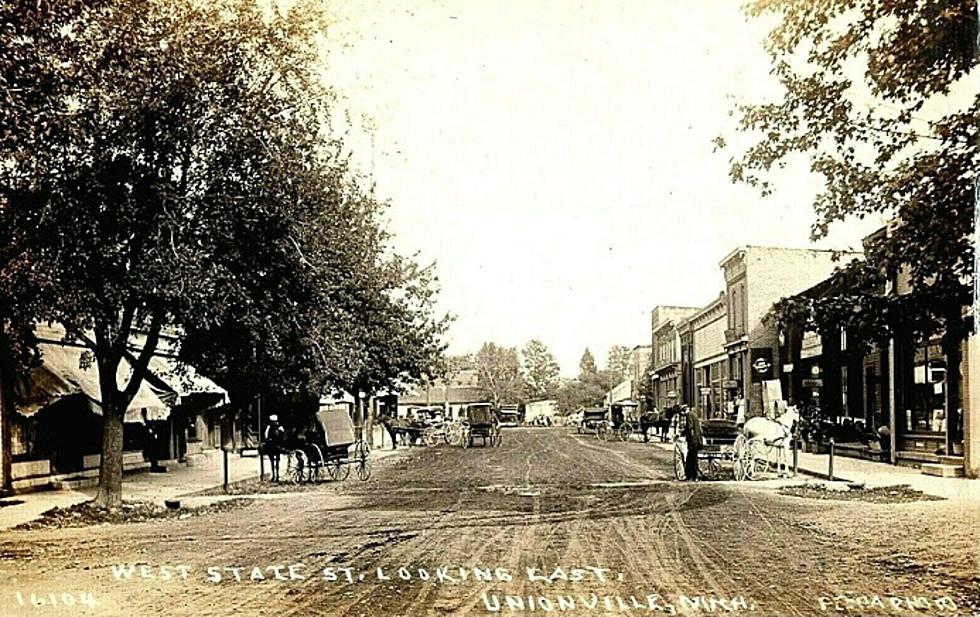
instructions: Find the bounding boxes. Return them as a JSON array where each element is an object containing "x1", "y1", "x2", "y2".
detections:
[{"x1": 1, "y1": 428, "x2": 977, "y2": 617}]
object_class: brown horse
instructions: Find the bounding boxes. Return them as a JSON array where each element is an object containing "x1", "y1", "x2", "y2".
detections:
[
  {"x1": 378, "y1": 415, "x2": 423, "y2": 449},
  {"x1": 640, "y1": 407, "x2": 678, "y2": 442}
]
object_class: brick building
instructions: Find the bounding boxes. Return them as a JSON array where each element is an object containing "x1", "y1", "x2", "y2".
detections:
[
  {"x1": 688, "y1": 293, "x2": 729, "y2": 419},
  {"x1": 719, "y1": 246, "x2": 861, "y2": 418},
  {"x1": 628, "y1": 345, "x2": 652, "y2": 404},
  {"x1": 651, "y1": 306, "x2": 699, "y2": 410}
]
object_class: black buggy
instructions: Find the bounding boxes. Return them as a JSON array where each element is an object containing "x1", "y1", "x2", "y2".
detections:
[
  {"x1": 671, "y1": 413, "x2": 741, "y2": 481},
  {"x1": 460, "y1": 403, "x2": 501, "y2": 448},
  {"x1": 284, "y1": 407, "x2": 371, "y2": 483}
]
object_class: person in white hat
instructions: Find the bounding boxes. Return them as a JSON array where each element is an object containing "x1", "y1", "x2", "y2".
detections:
[{"x1": 263, "y1": 414, "x2": 285, "y2": 481}]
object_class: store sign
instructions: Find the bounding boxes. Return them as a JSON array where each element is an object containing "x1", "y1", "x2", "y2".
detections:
[
  {"x1": 722, "y1": 379, "x2": 739, "y2": 389},
  {"x1": 750, "y1": 348, "x2": 774, "y2": 382},
  {"x1": 699, "y1": 387, "x2": 711, "y2": 395},
  {"x1": 800, "y1": 331, "x2": 822, "y2": 359},
  {"x1": 802, "y1": 378, "x2": 823, "y2": 388},
  {"x1": 782, "y1": 363, "x2": 794, "y2": 373}
]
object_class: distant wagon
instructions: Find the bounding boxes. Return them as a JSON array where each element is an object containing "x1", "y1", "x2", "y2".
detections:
[
  {"x1": 497, "y1": 404, "x2": 521, "y2": 427},
  {"x1": 577, "y1": 407, "x2": 608, "y2": 437},
  {"x1": 459, "y1": 403, "x2": 501, "y2": 448}
]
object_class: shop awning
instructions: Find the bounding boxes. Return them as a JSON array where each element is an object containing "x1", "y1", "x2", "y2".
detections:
[
  {"x1": 142, "y1": 355, "x2": 227, "y2": 408},
  {"x1": 18, "y1": 342, "x2": 171, "y2": 423}
]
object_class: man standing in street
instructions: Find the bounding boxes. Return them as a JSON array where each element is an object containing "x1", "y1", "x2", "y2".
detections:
[{"x1": 682, "y1": 405, "x2": 703, "y2": 481}]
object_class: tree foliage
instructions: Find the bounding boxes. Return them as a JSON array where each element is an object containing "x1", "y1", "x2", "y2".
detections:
[
  {"x1": 721, "y1": 0, "x2": 977, "y2": 341},
  {"x1": 521, "y1": 339, "x2": 560, "y2": 401},
  {"x1": 605, "y1": 345, "x2": 632, "y2": 382},
  {"x1": 0, "y1": 0, "x2": 447, "y2": 504},
  {"x1": 578, "y1": 348, "x2": 598, "y2": 377},
  {"x1": 475, "y1": 342, "x2": 525, "y2": 407}
]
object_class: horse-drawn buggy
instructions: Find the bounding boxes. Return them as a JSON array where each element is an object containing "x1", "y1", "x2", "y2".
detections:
[
  {"x1": 283, "y1": 407, "x2": 370, "y2": 483},
  {"x1": 420, "y1": 408, "x2": 464, "y2": 447},
  {"x1": 672, "y1": 415, "x2": 741, "y2": 480},
  {"x1": 576, "y1": 407, "x2": 609, "y2": 437},
  {"x1": 459, "y1": 403, "x2": 501, "y2": 448},
  {"x1": 732, "y1": 407, "x2": 799, "y2": 480},
  {"x1": 671, "y1": 406, "x2": 799, "y2": 481}
]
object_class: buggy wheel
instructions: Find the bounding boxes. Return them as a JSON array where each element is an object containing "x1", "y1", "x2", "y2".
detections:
[
  {"x1": 355, "y1": 457, "x2": 371, "y2": 481},
  {"x1": 700, "y1": 456, "x2": 720, "y2": 480},
  {"x1": 308, "y1": 445, "x2": 325, "y2": 483},
  {"x1": 732, "y1": 435, "x2": 748, "y2": 481},
  {"x1": 672, "y1": 441, "x2": 687, "y2": 481},
  {"x1": 446, "y1": 423, "x2": 463, "y2": 446},
  {"x1": 743, "y1": 438, "x2": 765, "y2": 480},
  {"x1": 326, "y1": 458, "x2": 350, "y2": 481},
  {"x1": 618, "y1": 422, "x2": 634, "y2": 442},
  {"x1": 751, "y1": 439, "x2": 771, "y2": 479},
  {"x1": 286, "y1": 450, "x2": 306, "y2": 485},
  {"x1": 423, "y1": 427, "x2": 440, "y2": 447},
  {"x1": 353, "y1": 441, "x2": 371, "y2": 481},
  {"x1": 310, "y1": 463, "x2": 325, "y2": 483}
]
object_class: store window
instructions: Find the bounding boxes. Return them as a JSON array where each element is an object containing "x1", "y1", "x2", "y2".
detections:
[
  {"x1": 908, "y1": 342, "x2": 945, "y2": 434},
  {"x1": 841, "y1": 365, "x2": 849, "y2": 417}
]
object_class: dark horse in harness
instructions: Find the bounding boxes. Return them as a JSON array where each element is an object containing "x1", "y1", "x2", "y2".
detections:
[
  {"x1": 377, "y1": 414, "x2": 423, "y2": 449},
  {"x1": 639, "y1": 407, "x2": 679, "y2": 442}
]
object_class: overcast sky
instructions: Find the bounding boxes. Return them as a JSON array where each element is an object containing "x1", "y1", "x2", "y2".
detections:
[{"x1": 321, "y1": 1, "x2": 886, "y2": 376}]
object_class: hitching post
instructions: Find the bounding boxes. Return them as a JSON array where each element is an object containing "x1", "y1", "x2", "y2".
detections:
[
  {"x1": 257, "y1": 396, "x2": 264, "y2": 481},
  {"x1": 223, "y1": 448, "x2": 229, "y2": 493},
  {"x1": 828, "y1": 438, "x2": 835, "y2": 481},
  {"x1": 792, "y1": 430, "x2": 799, "y2": 477}
]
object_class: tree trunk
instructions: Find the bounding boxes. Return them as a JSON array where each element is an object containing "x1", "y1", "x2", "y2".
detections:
[
  {"x1": 353, "y1": 392, "x2": 364, "y2": 442},
  {"x1": 94, "y1": 393, "x2": 125, "y2": 508},
  {"x1": 0, "y1": 324, "x2": 13, "y2": 496},
  {"x1": 364, "y1": 394, "x2": 375, "y2": 448}
]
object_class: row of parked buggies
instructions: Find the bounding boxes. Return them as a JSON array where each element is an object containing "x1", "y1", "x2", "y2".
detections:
[
  {"x1": 574, "y1": 405, "x2": 796, "y2": 482},
  {"x1": 383, "y1": 403, "x2": 502, "y2": 449}
]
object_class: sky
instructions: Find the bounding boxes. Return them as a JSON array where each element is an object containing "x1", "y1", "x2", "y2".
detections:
[{"x1": 320, "y1": 1, "x2": 886, "y2": 376}]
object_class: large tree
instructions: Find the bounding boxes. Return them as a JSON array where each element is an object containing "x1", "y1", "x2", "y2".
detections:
[
  {"x1": 0, "y1": 0, "x2": 373, "y2": 506},
  {"x1": 578, "y1": 348, "x2": 598, "y2": 378},
  {"x1": 342, "y1": 256, "x2": 452, "y2": 433},
  {"x1": 605, "y1": 345, "x2": 632, "y2": 383},
  {"x1": 720, "y1": 0, "x2": 977, "y2": 446},
  {"x1": 521, "y1": 339, "x2": 560, "y2": 401},
  {"x1": 475, "y1": 343, "x2": 525, "y2": 408}
]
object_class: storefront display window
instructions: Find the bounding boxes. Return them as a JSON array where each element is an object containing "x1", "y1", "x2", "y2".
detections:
[{"x1": 907, "y1": 342, "x2": 945, "y2": 434}]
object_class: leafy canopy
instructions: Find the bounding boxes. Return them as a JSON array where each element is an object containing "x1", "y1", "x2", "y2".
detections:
[{"x1": 721, "y1": 0, "x2": 977, "y2": 339}]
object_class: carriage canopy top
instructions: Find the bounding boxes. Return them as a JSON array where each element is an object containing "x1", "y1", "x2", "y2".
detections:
[
  {"x1": 315, "y1": 407, "x2": 356, "y2": 446},
  {"x1": 464, "y1": 403, "x2": 494, "y2": 425}
]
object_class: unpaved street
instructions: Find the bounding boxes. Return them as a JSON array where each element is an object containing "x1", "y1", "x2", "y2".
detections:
[{"x1": 1, "y1": 428, "x2": 977, "y2": 617}]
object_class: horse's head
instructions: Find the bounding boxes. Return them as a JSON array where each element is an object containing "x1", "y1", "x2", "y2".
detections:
[{"x1": 779, "y1": 406, "x2": 800, "y2": 430}]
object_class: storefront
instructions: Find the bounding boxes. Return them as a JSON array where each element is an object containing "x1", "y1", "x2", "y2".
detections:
[{"x1": 893, "y1": 334, "x2": 964, "y2": 460}]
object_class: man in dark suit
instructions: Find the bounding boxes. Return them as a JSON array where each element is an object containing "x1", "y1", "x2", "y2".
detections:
[{"x1": 682, "y1": 406, "x2": 703, "y2": 481}]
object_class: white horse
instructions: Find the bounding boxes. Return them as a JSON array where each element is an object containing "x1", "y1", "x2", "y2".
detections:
[{"x1": 742, "y1": 406, "x2": 799, "y2": 477}]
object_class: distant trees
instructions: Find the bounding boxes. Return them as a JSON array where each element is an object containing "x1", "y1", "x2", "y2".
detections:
[
  {"x1": 555, "y1": 347, "x2": 610, "y2": 413},
  {"x1": 605, "y1": 345, "x2": 632, "y2": 383},
  {"x1": 578, "y1": 349, "x2": 598, "y2": 377},
  {"x1": 521, "y1": 340, "x2": 561, "y2": 401},
  {"x1": 0, "y1": 0, "x2": 446, "y2": 505},
  {"x1": 475, "y1": 343, "x2": 525, "y2": 408}
]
